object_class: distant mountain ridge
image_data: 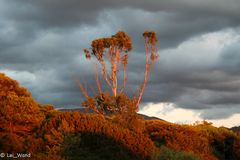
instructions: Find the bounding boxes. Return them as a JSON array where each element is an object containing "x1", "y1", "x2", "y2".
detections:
[
  {"x1": 231, "y1": 126, "x2": 240, "y2": 132},
  {"x1": 58, "y1": 107, "x2": 163, "y2": 121}
]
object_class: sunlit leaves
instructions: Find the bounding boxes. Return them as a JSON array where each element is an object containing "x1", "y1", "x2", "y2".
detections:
[
  {"x1": 143, "y1": 31, "x2": 158, "y2": 45},
  {"x1": 0, "y1": 73, "x2": 44, "y2": 153}
]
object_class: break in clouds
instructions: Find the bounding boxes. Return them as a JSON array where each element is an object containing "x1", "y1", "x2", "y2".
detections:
[{"x1": 0, "y1": 0, "x2": 240, "y2": 122}]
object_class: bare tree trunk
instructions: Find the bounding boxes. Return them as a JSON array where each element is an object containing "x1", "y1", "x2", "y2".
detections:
[
  {"x1": 111, "y1": 51, "x2": 118, "y2": 97},
  {"x1": 99, "y1": 60, "x2": 112, "y2": 89},
  {"x1": 120, "y1": 54, "x2": 128, "y2": 93},
  {"x1": 94, "y1": 62, "x2": 102, "y2": 93},
  {"x1": 120, "y1": 65, "x2": 127, "y2": 92},
  {"x1": 136, "y1": 41, "x2": 150, "y2": 110},
  {"x1": 75, "y1": 79, "x2": 89, "y2": 98}
]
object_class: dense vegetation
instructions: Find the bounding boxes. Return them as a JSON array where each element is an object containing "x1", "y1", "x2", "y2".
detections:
[{"x1": 1, "y1": 73, "x2": 240, "y2": 159}]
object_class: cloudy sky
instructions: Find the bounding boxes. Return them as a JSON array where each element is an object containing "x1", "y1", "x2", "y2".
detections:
[{"x1": 1, "y1": 0, "x2": 240, "y2": 127}]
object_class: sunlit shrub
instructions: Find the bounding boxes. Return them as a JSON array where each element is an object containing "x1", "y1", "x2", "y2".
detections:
[
  {"x1": 40, "y1": 112, "x2": 157, "y2": 159},
  {"x1": 145, "y1": 120, "x2": 217, "y2": 160},
  {"x1": 0, "y1": 73, "x2": 44, "y2": 153}
]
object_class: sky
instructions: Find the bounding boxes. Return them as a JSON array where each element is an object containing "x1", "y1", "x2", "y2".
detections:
[{"x1": 1, "y1": 0, "x2": 240, "y2": 127}]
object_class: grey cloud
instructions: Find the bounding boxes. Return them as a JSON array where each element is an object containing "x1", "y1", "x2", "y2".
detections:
[
  {"x1": 200, "y1": 106, "x2": 240, "y2": 119},
  {"x1": 1, "y1": 0, "x2": 240, "y2": 120},
  {"x1": 101, "y1": 9, "x2": 240, "y2": 51},
  {"x1": 2, "y1": 0, "x2": 240, "y2": 44},
  {"x1": 4, "y1": 0, "x2": 240, "y2": 26},
  {"x1": 147, "y1": 66, "x2": 240, "y2": 109},
  {"x1": 125, "y1": 31, "x2": 240, "y2": 120},
  {"x1": 219, "y1": 41, "x2": 240, "y2": 73}
]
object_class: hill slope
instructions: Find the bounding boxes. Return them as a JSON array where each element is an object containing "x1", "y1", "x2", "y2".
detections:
[{"x1": 1, "y1": 73, "x2": 240, "y2": 160}]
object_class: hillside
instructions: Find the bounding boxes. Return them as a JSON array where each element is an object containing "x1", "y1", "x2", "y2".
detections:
[{"x1": 1, "y1": 73, "x2": 240, "y2": 160}]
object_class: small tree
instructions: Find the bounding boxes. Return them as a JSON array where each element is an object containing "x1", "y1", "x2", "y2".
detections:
[
  {"x1": 136, "y1": 31, "x2": 159, "y2": 109},
  {"x1": 81, "y1": 31, "x2": 159, "y2": 114}
]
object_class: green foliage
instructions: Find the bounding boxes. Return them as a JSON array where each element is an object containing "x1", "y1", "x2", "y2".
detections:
[
  {"x1": 158, "y1": 146, "x2": 200, "y2": 160},
  {"x1": 211, "y1": 136, "x2": 237, "y2": 160},
  {"x1": 195, "y1": 122, "x2": 240, "y2": 159},
  {"x1": 63, "y1": 133, "x2": 140, "y2": 160}
]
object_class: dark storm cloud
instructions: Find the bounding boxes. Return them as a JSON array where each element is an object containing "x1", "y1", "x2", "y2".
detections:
[
  {"x1": 4, "y1": 0, "x2": 240, "y2": 28},
  {"x1": 1, "y1": 0, "x2": 240, "y2": 120},
  {"x1": 2, "y1": 0, "x2": 240, "y2": 43},
  {"x1": 109, "y1": 9, "x2": 240, "y2": 49}
]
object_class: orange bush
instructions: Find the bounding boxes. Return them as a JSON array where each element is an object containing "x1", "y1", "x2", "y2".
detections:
[
  {"x1": 0, "y1": 73, "x2": 44, "y2": 153},
  {"x1": 145, "y1": 120, "x2": 217, "y2": 160},
  {"x1": 40, "y1": 112, "x2": 157, "y2": 159}
]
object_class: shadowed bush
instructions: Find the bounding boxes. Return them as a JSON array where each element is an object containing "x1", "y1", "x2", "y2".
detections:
[
  {"x1": 63, "y1": 133, "x2": 140, "y2": 160},
  {"x1": 158, "y1": 146, "x2": 200, "y2": 160}
]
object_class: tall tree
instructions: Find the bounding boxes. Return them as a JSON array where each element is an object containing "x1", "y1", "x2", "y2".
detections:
[{"x1": 82, "y1": 31, "x2": 159, "y2": 113}]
